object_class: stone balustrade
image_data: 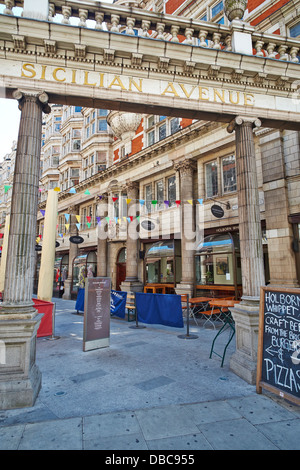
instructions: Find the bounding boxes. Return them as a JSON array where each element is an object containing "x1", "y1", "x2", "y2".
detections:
[{"x1": 1, "y1": 0, "x2": 299, "y2": 62}]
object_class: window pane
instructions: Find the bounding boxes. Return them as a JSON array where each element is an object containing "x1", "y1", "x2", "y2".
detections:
[
  {"x1": 206, "y1": 161, "x2": 218, "y2": 197},
  {"x1": 212, "y1": 1, "x2": 223, "y2": 17},
  {"x1": 145, "y1": 185, "x2": 152, "y2": 212},
  {"x1": 168, "y1": 176, "x2": 176, "y2": 207},
  {"x1": 290, "y1": 22, "x2": 300, "y2": 37},
  {"x1": 170, "y1": 118, "x2": 180, "y2": 134},
  {"x1": 147, "y1": 115, "x2": 155, "y2": 128},
  {"x1": 72, "y1": 139, "x2": 81, "y2": 151},
  {"x1": 98, "y1": 120, "x2": 107, "y2": 131},
  {"x1": 156, "y1": 180, "x2": 164, "y2": 210},
  {"x1": 222, "y1": 155, "x2": 236, "y2": 193},
  {"x1": 159, "y1": 123, "x2": 166, "y2": 140},
  {"x1": 147, "y1": 130, "x2": 155, "y2": 146},
  {"x1": 99, "y1": 109, "x2": 108, "y2": 116}
]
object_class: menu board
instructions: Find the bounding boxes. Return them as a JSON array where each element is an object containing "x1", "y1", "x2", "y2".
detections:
[
  {"x1": 83, "y1": 277, "x2": 111, "y2": 352},
  {"x1": 257, "y1": 286, "x2": 300, "y2": 404}
]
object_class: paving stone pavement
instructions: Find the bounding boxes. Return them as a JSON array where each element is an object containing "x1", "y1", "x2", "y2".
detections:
[{"x1": 0, "y1": 297, "x2": 299, "y2": 451}]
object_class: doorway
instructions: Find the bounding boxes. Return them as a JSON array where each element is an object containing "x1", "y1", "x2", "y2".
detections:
[{"x1": 116, "y1": 248, "x2": 126, "y2": 291}]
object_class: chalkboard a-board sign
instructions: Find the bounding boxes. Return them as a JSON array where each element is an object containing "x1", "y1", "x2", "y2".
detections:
[
  {"x1": 83, "y1": 277, "x2": 111, "y2": 352},
  {"x1": 257, "y1": 286, "x2": 300, "y2": 405}
]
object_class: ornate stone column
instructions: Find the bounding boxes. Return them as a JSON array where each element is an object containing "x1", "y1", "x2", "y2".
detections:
[
  {"x1": 95, "y1": 194, "x2": 108, "y2": 277},
  {"x1": 173, "y1": 159, "x2": 197, "y2": 298},
  {"x1": 227, "y1": 116, "x2": 265, "y2": 384},
  {"x1": 0, "y1": 89, "x2": 50, "y2": 409},
  {"x1": 63, "y1": 205, "x2": 79, "y2": 300},
  {"x1": 120, "y1": 181, "x2": 143, "y2": 293}
]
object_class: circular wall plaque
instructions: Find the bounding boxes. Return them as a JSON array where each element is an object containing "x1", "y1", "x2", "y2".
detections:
[
  {"x1": 69, "y1": 235, "x2": 84, "y2": 244},
  {"x1": 211, "y1": 204, "x2": 224, "y2": 218}
]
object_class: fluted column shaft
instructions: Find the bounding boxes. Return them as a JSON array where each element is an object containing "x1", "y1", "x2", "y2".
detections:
[
  {"x1": 231, "y1": 117, "x2": 265, "y2": 299},
  {"x1": 174, "y1": 159, "x2": 196, "y2": 286},
  {"x1": 2, "y1": 90, "x2": 50, "y2": 315},
  {"x1": 96, "y1": 194, "x2": 108, "y2": 277},
  {"x1": 125, "y1": 182, "x2": 139, "y2": 281}
]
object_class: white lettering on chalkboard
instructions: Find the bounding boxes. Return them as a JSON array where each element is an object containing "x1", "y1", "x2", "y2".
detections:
[
  {"x1": 264, "y1": 359, "x2": 300, "y2": 394},
  {"x1": 262, "y1": 290, "x2": 300, "y2": 398}
]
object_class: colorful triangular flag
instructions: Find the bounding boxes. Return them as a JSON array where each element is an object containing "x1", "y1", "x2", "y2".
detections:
[
  {"x1": 65, "y1": 224, "x2": 69, "y2": 230},
  {"x1": 198, "y1": 199, "x2": 203, "y2": 204},
  {"x1": 4, "y1": 185, "x2": 11, "y2": 194},
  {"x1": 164, "y1": 200, "x2": 169, "y2": 207},
  {"x1": 151, "y1": 200, "x2": 157, "y2": 205},
  {"x1": 112, "y1": 197, "x2": 118, "y2": 202},
  {"x1": 87, "y1": 222, "x2": 91, "y2": 228},
  {"x1": 139, "y1": 199, "x2": 145, "y2": 205},
  {"x1": 126, "y1": 199, "x2": 131, "y2": 204},
  {"x1": 64, "y1": 214, "x2": 70, "y2": 222},
  {"x1": 84, "y1": 189, "x2": 90, "y2": 195},
  {"x1": 175, "y1": 200, "x2": 181, "y2": 207},
  {"x1": 69, "y1": 187, "x2": 76, "y2": 194},
  {"x1": 76, "y1": 223, "x2": 81, "y2": 230},
  {"x1": 54, "y1": 187, "x2": 60, "y2": 192},
  {"x1": 187, "y1": 200, "x2": 193, "y2": 205},
  {"x1": 40, "y1": 209, "x2": 45, "y2": 216},
  {"x1": 96, "y1": 217, "x2": 101, "y2": 225}
]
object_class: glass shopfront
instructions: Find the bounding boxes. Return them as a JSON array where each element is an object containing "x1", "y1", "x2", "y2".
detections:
[
  {"x1": 71, "y1": 251, "x2": 97, "y2": 299},
  {"x1": 145, "y1": 240, "x2": 181, "y2": 290},
  {"x1": 53, "y1": 254, "x2": 69, "y2": 298},
  {"x1": 195, "y1": 232, "x2": 242, "y2": 299}
]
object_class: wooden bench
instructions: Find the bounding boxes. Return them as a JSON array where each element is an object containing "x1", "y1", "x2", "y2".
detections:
[{"x1": 125, "y1": 292, "x2": 136, "y2": 322}]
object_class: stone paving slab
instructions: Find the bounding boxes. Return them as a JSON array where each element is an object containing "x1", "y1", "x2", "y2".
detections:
[{"x1": 0, "y1": 297, "x2": 299, "y2": 451}]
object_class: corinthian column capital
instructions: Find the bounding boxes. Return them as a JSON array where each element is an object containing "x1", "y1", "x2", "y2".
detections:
[{"x1": 173, "y1": 158, "x2": 196, "y2": 177}]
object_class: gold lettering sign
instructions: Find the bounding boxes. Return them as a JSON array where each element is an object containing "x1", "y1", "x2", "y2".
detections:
[{"x1": 20, "y1": 63, "x2": 255, "y2": 107}]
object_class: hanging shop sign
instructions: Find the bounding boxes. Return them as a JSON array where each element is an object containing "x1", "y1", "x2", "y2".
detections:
[
  {"x1": 35, "y1": 245, "x2": 42, "y2": 252},
  {"x1": 69, "y1": 235, "x2": 84, "y2": 244},
  {"x1": 141, "y1": 220, "x2": 155, "y2": 231},
  {"x1": 55, "y1": 241, "x2": 60, "y2": 247},
  {"x1": 211, "y1": 204, "x2": 224, "y2": 218}
]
